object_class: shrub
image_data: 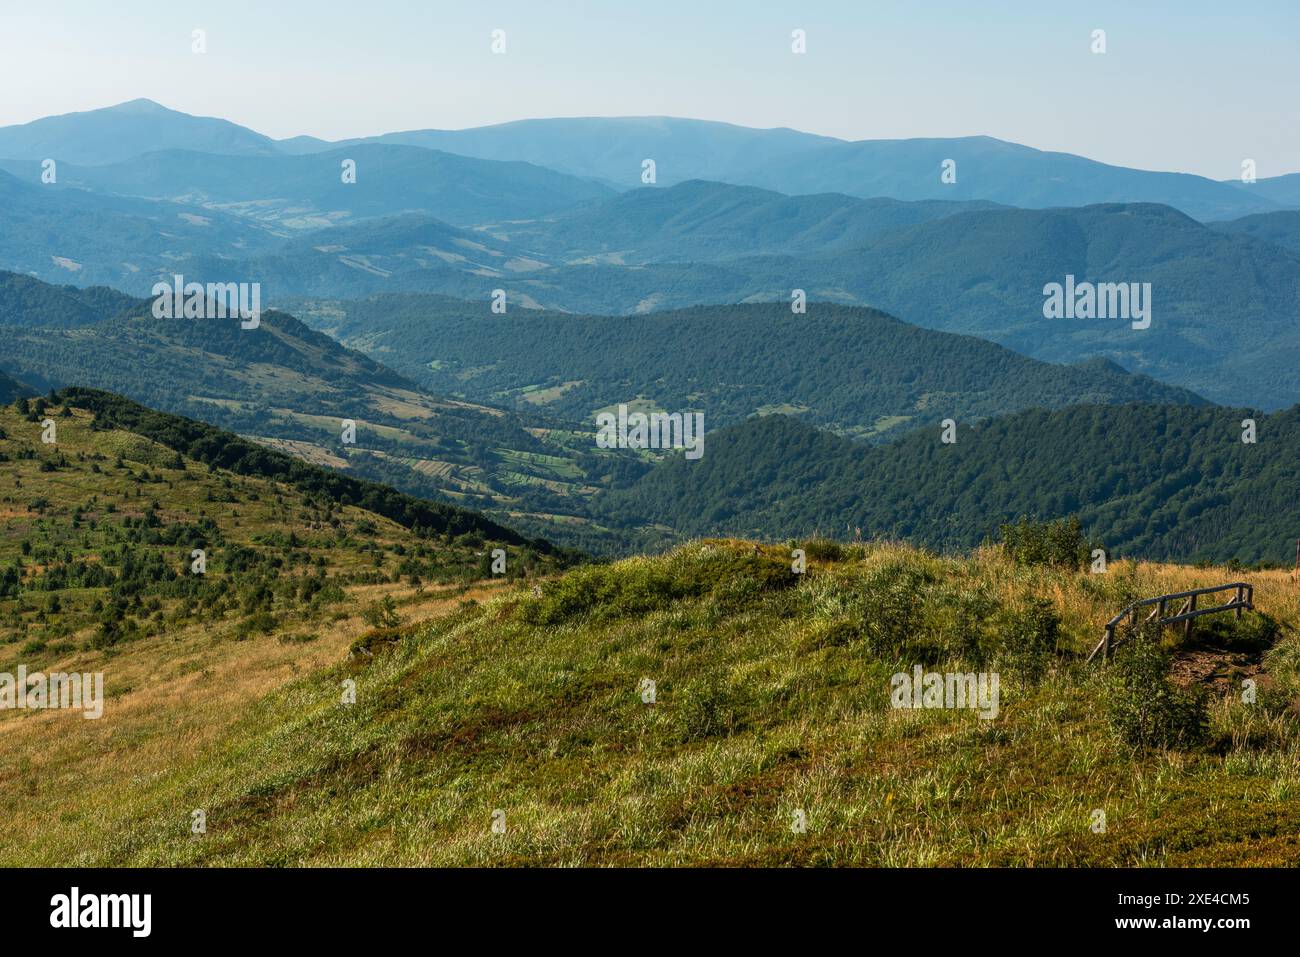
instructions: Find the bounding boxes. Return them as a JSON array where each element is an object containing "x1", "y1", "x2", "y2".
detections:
[
  {"x1": 362, "y1": 595, "x2": 403, "y2": 629},
  {"x1": 989, "y1": 598, "x2": 1061, "y2": 680},
  {"x1": 1104, "y1": 625, "x2": 1209, "y2": 749},
  {"x1": 675, "y1": 673, "x2": 750, "y2": 742},
  {"x1": 350, "y1": 626, "x2": 405, "y2": 656},
  {"x1": 236, "y1": 611, "x2": 279, "y2": 639},
  {"x1": 1196, "y1": 611, "x2": 1280, "y2": 653},
  {"x1": 800, "y1": 538, "x2": 844, "y2": 563},
  {"x1": 999, "y1": 516, "x2": 1092, "y2": 570},
  {"x1": 919, "y1": 582, "x2": 998, "y2": 662},
  {"x1": 859, "y1": 559, "x2": 933, "y2": 656},
  {"x1": 521, "y1": 546, "x2": 795, "y2": 626}
]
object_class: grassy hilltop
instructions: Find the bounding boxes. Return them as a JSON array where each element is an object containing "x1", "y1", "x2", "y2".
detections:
[
  {"x1": 3, "y1": 523, "x2": 1298, "y2": 866},
  {"x1": 0, "y1": 391, "x2": 571, "y2": 868}
]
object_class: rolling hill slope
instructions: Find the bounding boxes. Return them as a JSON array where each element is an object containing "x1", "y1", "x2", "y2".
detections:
[
  {"x1": 0, "y1": 143, "x2": 614, "y2": 231},
  {"x1": 0, "y1": 275, "x2": 645, "y2": 544},
  {"x1": 1211, "y1": 209, "x2": 1300, "y2": 254},
  {"x1": 0, "y1": 168, "x2": 285, "y2": 294},
  {"x1": 481, "y1": 180, "x2": 1003, "y2": 262},
  {"x1": 5, "y1": 535, "x2": 1297, "y2": 866},
  {"x1": 295, "y1": 297, "x2": 1207, "y2": 440},
  {"x1": 0, "y1": 388, "x2": 573, "y2": 865},
  {"x1": 327, "y1": 201, "x2": 1295, "y2": 409},
  {"x1": 0, "y1": 269, "x2": 142, "y2": 327}
]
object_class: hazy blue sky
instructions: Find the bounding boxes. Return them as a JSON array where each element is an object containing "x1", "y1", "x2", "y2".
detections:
[{"x1": 1, "y1": 0, "x2": 1296, "y2": 178}]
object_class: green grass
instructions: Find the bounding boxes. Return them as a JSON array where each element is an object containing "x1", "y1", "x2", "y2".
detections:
[
  {"x1": 7, "y1": 538, "x2": 1296, "y2": 866},
  {"x1": 0, "y1": 400, "x2": 552, "y2": 668}
]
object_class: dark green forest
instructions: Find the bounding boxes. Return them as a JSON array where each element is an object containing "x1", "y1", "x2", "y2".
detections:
[
  {"x1": 597, "y1": 404, "x2": 1297, "y2": 564},
  {"x1": 301, "y1": 297, "x2": 1205, "y2": 439}
]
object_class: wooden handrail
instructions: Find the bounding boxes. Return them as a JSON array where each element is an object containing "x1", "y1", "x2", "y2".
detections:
[{"x1": 1087, "y1": 582, "x2": 1253, "y2": 663}]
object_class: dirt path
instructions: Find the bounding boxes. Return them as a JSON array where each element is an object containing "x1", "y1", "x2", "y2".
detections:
[{"x1": 1169, "y1": 643, "x2": 1266, "y2": 694}]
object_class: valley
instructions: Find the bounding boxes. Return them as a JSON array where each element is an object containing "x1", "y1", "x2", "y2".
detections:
[{"x1": 2, "y1": 77, "x2": 1299, "y2": 881}]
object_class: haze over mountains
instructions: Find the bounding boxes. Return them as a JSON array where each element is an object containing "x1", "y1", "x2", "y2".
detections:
[
  {"x1": 0, "y1": 100, "x2": 1293, "y2": 219},
  {"x1": 0, "y1": 143, "x2": 612, "y2": 231},
  {"x1": 0, "y1": 98, "x2": 280, "y2": 164},
  {"x1": 6, "y1": 132, "x2": 1297, "y2": 408},
  {"x1": 278, "y1": 194, "x2": 1300, "y2": 409},
  {"x1": 6, "y1": 268, "x2": 1293, "y2": 563},
  {"x1": 3, "y1": 98, "x2": 1299, "y2": 559},
  {"x1": 0, "y1": 271, "x2": 640, "y2": 547}
]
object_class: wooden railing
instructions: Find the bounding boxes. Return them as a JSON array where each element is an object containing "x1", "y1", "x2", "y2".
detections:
[{"x1": 1086, "y1": 582, "x2": 1254, "y2": 663}]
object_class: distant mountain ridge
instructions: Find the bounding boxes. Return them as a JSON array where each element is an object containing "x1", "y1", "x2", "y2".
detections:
[
  {"x1": 0, "y1": 99, "x2": 280, "y2": 164},
  {"x1": 1, "y1": 101, "x2": 1295, "y2": 221},
  {"x1": 300, "y1": 117, "x2": 1297, "y2": 220},
  {"x1": 483, "y1": 180, "x2": 1006, "y2": 262},
  {"x1": 276, "y1": 199, "x2": 1300, "y2": 410}
]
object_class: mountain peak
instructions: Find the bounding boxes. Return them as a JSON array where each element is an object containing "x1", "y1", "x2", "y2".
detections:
[{"x1": 107, "y1": 97, "x2": 173, "y2": 114}]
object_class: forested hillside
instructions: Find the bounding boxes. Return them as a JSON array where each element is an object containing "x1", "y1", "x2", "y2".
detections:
[
  {"x1": 0, "y1": 371, "x2": 31, "y2": 404},
  {"x1": 53, "y1": 389, "x2": 561, "y2": 551},
  {"x1": 599, "y1": 405, "x2": 1299, "y2": 564},
  {"x1": 293, "y1": 298, "x2": 1206, "y2": 439},
  {"x1": 0, "y1": 270, "x2": 141, "y2": 328},
  {"x1": 0, "y1": 390, "x2": 567, "y2": 660},
  {"x1": 0, "y1": 277, "x2": 646, "y2": 540},
  {"x1": 277, "y1": 201, "x2": 1300, "y2": 409},
  {"x1": 485, "y1": 180, "x2": 1003, "y2": 262},
  {"x1": 1211, "y1": 209, "x2": 1300, "y2": 254}
]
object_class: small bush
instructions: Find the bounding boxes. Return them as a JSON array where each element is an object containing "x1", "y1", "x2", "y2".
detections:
[
  {"x1": 800, "y1": 538, "x2": 844, "y2": 563},
  {"x1": 236, "y1": 611, "x2": 279, "y2": 639},
  {"x1": 1104, "y1": 626, "x2": 1209, "y2": 750},
  {"x1": 860, "y1": 559, "x2": 933, "y2": 655},
  {"x1": 675, "y1": 674, "x2": 750, "y2": 742},
  {"x1": 521, "y1": 546, "x2": 795, "y2": 626},
  {"x1": 999, "y1": 516, "x2": 1093, "y2": 570},
  {"x1": 362, "y1": 595, "x2": 403, "y2": 629},
  {"x1": 350, "y1": 626, "x2": 405, "y2": 657},
  {"x1": 989, "y1": 598, "x2": 1061, "y2": 679}
]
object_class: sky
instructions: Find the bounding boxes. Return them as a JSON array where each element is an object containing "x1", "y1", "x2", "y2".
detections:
[{"x1": 0, "y1": 0, "x2": 1296, "y2": 178}]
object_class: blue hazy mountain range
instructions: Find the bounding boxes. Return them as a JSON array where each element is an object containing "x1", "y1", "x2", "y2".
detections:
[
  {"x1": 0, "y1": 100, "x2": 1293, "y2": 221},
  {"x1": 2, "y1": 101, "x2": 1299, "y2": 413}
]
